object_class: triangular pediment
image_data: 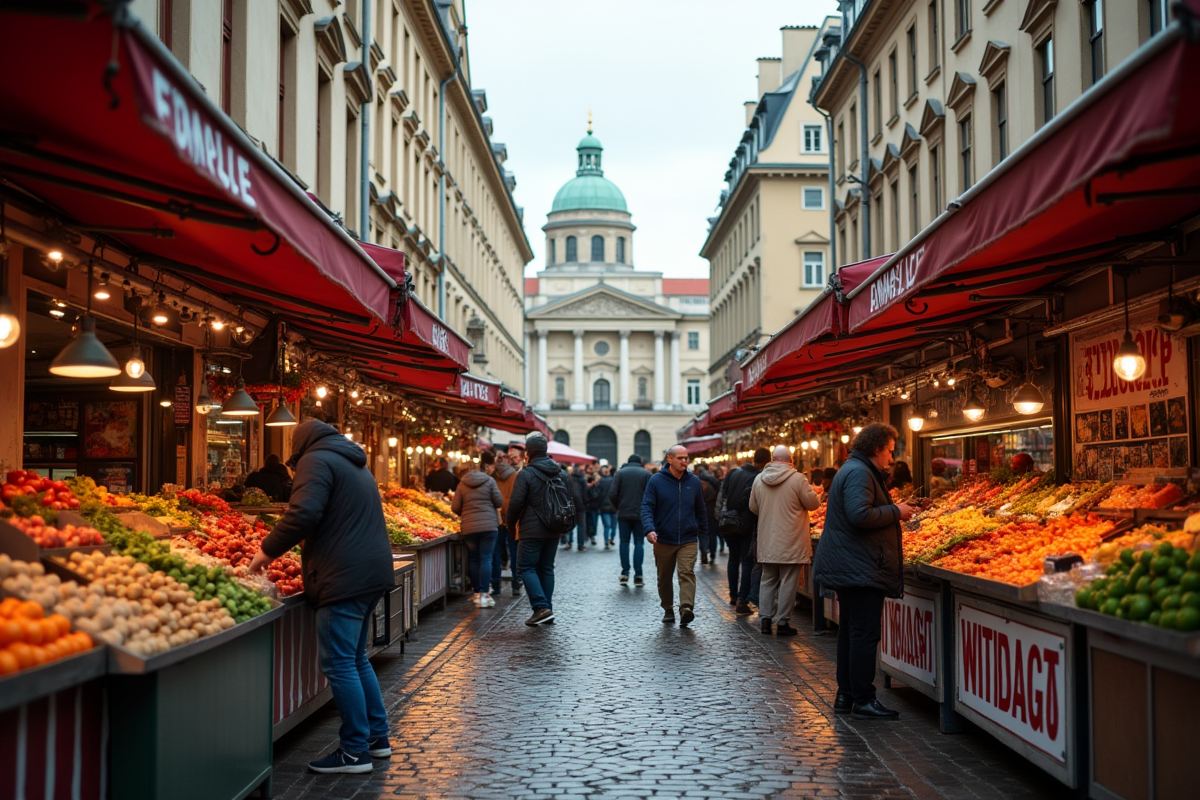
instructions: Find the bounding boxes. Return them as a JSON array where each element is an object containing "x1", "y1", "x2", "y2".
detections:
[
  {"x1": 900, "y1": 123, "x2": 923, "y2": 162},
  {"x1": 979, "y1": 41, "x2": 1011, "y2": 86},
  {"x1": 868, "y1": 157, "x2": 885, "y2": 187},
  {"x1": 919, "y1": 99, "x2": 945, "y2": 139},
  {"x1": 795, "y1": 229, "x2": 830, "y2": 245},
  {"x1": 946, "y1": 72, "x2": 977, "y2": 115},
  {"x1": 1020, "y1": 0, "x2": 1057, "y2": 33},
  {"x1": 682, "y1": 367, "x2": 707, "y2": 377},
  {"x1": 548, "y1": 365, "x2": 571, "y2": 376},
  {"x1": 881, "y1": 143, "x2": 901, "y2": 176},
  {"x1": 631, "y1": 365, "x2": 654, "y2": 376},
  {"x1": 527, "y1": 285, "x2": 679, "y2": 320},
  {"x1": 589, "y1": 359, "x2": 620, "y2": 371}
]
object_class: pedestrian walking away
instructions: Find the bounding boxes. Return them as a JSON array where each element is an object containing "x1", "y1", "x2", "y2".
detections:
[
  {"x1": 598, "y1": 465, "x2": 617, "y2": 547},
  {"x1": 506, "y1": 434, "x2": 566, "y2": 626},
  {"x1": 694, "y1": 463, "x2": 719, "y2": 564},
  {"x1": 812, "y1": 423, "x2": 915, "y2": 720},
  {"x1": 451, "y1": 452, "x2": 503, "y2": 608},
  {"x1": 567, "y1": 465, "x2": 589, "y2": 551},
  {"x1": 491, "y1": 447, "x2": 523, "y2": 597},
  {"x1": 722, "y1": 448, "x2": 769, "y2": 614},
  {"x1": 642, "y1": 445, "x2": 708, "y2": 626},
  {"x1": 610, "y1": 453, "x2": 653, "y2": 585},
  {"x1": 248, "y1": 419, "x2": 394, "y2": 774},
  {"x1": 749, "y1": 446, "x2": 820, "y2": 637}
]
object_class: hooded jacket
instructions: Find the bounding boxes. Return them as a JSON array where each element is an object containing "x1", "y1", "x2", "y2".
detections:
[
  {"x1": 811, "y1": 450, "x2": 904, "y2": 597},
  {"x1": 505, "y1": 456, "x2": 564, "y2": 540},
  {"x1": 640, "y1": 468, "x2": 708, "y2": 546},
  {"x1": 492, "y1": 460, "x2": 518, "y2": 524},
  {"x1": 610, "y1": 461, "x2": 652, "y2": 521},
  {"x1": 425, "y1": 467, "x2": 458, "y2": 495},
  {"x1": 451, "y1": 470, "x2": 503, "y2": 535},
  {"x1": 261, "y1": 420, "x2": 394, "y2": 608},
  {"x1": 597, "y1": 474, "x2": 616, "y2": 514},
  {"x1": 749, "y1": 461, "x2": 821, "y2": 565},
  {"x1": 722, "y1": 463, "x2": 762, "y2": 538}
]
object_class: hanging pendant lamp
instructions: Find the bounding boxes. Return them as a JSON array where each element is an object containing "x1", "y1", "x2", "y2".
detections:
[
  {"x1": 221, "y1": 378, "x2": 260, "y2": 416},
  {"x1": 112, "y1": 314, "x2": 156, "y2": 392},
  {"x1": 1012, "y1": 321, "x2": 1045, "y2": 415},
  {"x1": 0, "y1": 203, "x2": 21, "y2": 349},
  {"x1": 264, "y1": 403, "x2": 297, "y2": 427},
  {"x1": 50, "y1": 261, "x2": 121, "y2": 378},
  {"x1": 907, "y1": 375, "x2": 924, "y2": 432},
  {"x1": 1113, "y1": 272, "x2": 1146, "y2": 382},
  {"x1": 963, "y1": 382, "x2": 986, "y2": 422}
]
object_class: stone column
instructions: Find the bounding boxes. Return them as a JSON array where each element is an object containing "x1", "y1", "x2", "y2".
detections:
[
  {"x1": 653, "y1": 330, "x2": 666, "y2": 410},
  {"x1": 571, "y1": 329, "x2": 586, "y2": 410},
  {"x1": 618, "y1": 329, "x2": 632, "y2": 411},
  {"x1": 536, "y1": 329, "x2": 549, "y2": 410},
  {"x1": 523, "y1": 330, "x2": 531, "y2": 401},
  {"x1": 670, "y1": 330, "x2": 682, "y2": 409}
]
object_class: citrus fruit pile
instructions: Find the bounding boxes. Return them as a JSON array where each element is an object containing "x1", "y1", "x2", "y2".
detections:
[
  {"x1": 0, "y1": 591, "x2": 93, "y2": 678},
  {"x1": 903, "y1": 507, "x2": 1004, "y2": 563},
  {"x1": 1100, "y1": 483, "x2": 1186, "y2": 510},
  {"x1": 1076, "y1": 542, "x2": 1200, "y2": 632}
]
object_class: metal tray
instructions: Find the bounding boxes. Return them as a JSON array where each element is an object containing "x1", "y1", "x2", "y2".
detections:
[
  {"x1": 915, "y1": 563, "x2": 1040, "y2": 603},
  {"x1": 0, "y1": 646, "x2": 107, "y2": 713},
  {"x1": 1038, "y1": 601, "x2": 1200, "y2": 658},
  {"x1": 398, "y1": 532, "x2": 460, "y2": 552}
]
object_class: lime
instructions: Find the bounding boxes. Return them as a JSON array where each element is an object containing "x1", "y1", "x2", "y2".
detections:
[
  {"x1": 1182, "y1": 592, "x2": 1200, "y2": 610},
  {"x1": 1169, "y1": 565, "x2": 1186, "y2": 584},
  {"x1": 1117, "y1": 608, "x2": 1128, "y2": 619},
  {"x1": 1120, "y1": 594, "x2": 1136, "y2": 613},
  {"x1": 1106, "y1": 563, "x2": 1125, "y2": 576},
  {"x1": 1181, "y1": 572, "x2": 1200, "y2": 593},
  {"x1": 1161, "y1": 610, "x2": 1179, "y2": 629},
  {"x1": 1130, "y1": 564, "x2": 1148, "y2": 583},
  {"x1": 1129, "y1": 595, "x2": 1153, "y2": 621},
  {"x1": 1152, "y1": 557, "x2": 1174, "y2": 577},
  {"x1": 1075, "y1": 588, "x2": 1092, "y2": 609},
  {"x1": 1109, "y1": 579, "x2": 1129, "y2": 599},
  {"x1": 1120, "y1": 548, "x2": 1136, "y2": 566},
  {"x1": 1151, "y1": 577, "x2": 1171, "y2": 594},
  {"x1": 1158, "y1": 542, "x2": 1175, "y2": 557},
  {"x1": 1141, "y1": 550, "x2": 1156, "y2": 567},
  {"x1": 1190, "y1": 551, "x2": 1200, "y2": 572},
  {"x1": 1176, "y1": 607, "x2": 1200, "y2": 633},
  {"x1": 1093, "y1": 578, "x2": 1111, "y2": 592},
  {"x1": 1136, "y1": 576, "x2": 1153, "y2": 594},
  {"x1": 1175, "y1": 548, "x2": 1190, "y2": 566},
  {"x1": 1102, "y1": 597, "x2": 1120, "y2": 615},
  {"x1": 1149, "y1": 610, "x2": 1162, "y2": 626},
  {"x1": 1163, "y1": 594, "x2": 1183, "y2": 612}
]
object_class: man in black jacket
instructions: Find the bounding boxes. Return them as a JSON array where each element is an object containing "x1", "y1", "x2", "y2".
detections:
[
  {"x1": 812, "y1": 423, "x2": 914, "y2": 720},
  {"x1": 597, "y1": 466, "x2": 617, "y2": 548},
  {"x1": 243, "y1": 453, "x2": 292, "y2": 501},
  {"x1": 424, "y1": 459, "x2": 458, "y2": 495},
  {"x1": 723, "y1": 448, "x2": 769, "y2": 614},
  {"x1": 694, "y1": 464, "x2": 719, "y2": 565},
  {"x1": 249, "y1": 419, "x2": 394, "y2": 774},
  {"x1": 610, "y1": 454, "x2": 652, "y2": 585},
  {"x1": 506, "y1": 434, "x2": 562, "y2": 625}
]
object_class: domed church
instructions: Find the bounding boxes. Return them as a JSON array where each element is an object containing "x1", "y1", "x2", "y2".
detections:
[{"x1": 524, "y1": 123, "x2": 710, "y2": 466}]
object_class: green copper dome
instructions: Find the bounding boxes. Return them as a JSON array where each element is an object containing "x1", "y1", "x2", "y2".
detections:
[{"x1": 550, "y1": 128, "x2": 628, "y2": 214}]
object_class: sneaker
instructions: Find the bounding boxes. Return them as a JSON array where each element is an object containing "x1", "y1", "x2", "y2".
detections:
[
  {"x1": 775, "y1": 623, "x2": 798, "y2": 637},
  {"x1": 367, "y1": 737, "x2": 392, "y2": 758},
  {"x1": 308, "y1": 748, "x2": 372, "y2": 774},
  {"x1": 680, "y1": 606, "x2": 695, "y2": 626},
  {"x1": 525, "y1": 608, "x2": 554, "y2": 626},
  {"x1": 760, "y1": 617, "x2": 772, "y2": 635},
  {"x1": 729, "y1": 596, "x2": 737, "y2": 606},
  {"x1": 481, "y1": 595, "x2": 496, "y2": 608},
  {"x1": 662, "y1": 610, "x2": 676, "y2": 624},
  {"x1": 589, "y1": 537, "x2": 597, "y2": 545},
  {"x1": 472, "y1": 594, "x2": 483, "y2": 606},
  {"x1": 619, "y1": 574, "x2": 629, "y2": 584},
  {"x1": 735, "y1": 601, "x2": 753, "y2": 616},
  {"x1": 633, "y1": 576, "x2": 644, "y2": 586},
  {"x1": 562, "y1": 543, "x2": 572, "y2": 550},
  {"x1": 512, "y1": 585, "x2": 523, "y2": 598}
]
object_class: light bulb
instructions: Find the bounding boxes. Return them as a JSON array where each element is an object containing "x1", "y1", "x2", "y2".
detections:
[
  {"x1": 125, "y1": 349, "x2": 145, "y2": 378},
  {"x1": 406, "y1": 447, "x2": 414, "y2": 454},
  {"x1": 94, "y1": 275, "x2": 111, "y2": 301},
  {"x1": 907, "y1": 415, "x2": 924, "y2": 432},
  {"x1": 964, "y1": 407, "x2": 985, "y2": 422},
  {"x1": 801, "y1": 442, "x2": 810, "y2": 450},
  {"x1": 0, "y1": 294, "x2": 21, "y2": 348},
  {"x1": 388, "y1": 436, "x2": 398, "y2": 448},
  {"x1": 210, "y1": 318, "x2": 225, "y2": 330},
  {"x1": 933, "y1": 379, "x2": 940, "y2": 388},
  {"x1": 852, "y1": 426, "x2": 862, "y2": 435},
  {"x1": 1012, "y1": 382, "x2": 1045, "y2": 415},
  {"x1": 315, "y1": 399, "x2": 322, "y2": 408},
  {"x1": 350, "y1": 389, "x2": 359, "y2": 399},
  {"x1": 809, "y1": 439, "x2": 818, "y2": 449},
  {"x1": 840, "y1": 434, "x2": 850, "y2": 444},
  {"x1": 946, "y1": 377, "x2": 956, "y2": 386},
  {"x1": 49, "y1": 308, "x2": 65, "y2": 319},
  {"x1": 435, "y1": 448, "x2": 443, "y2": 455},
  {"x1": 788, "y1": 445, "x2": 795, "y2": 453},
  {"x1": 900, "y1": 392, "x2": 909, "y2": 400},
  {"x1": 159, "y1": 398, "x2": 173, "y2": 407},
  {"x1": 1113, "y1": 332, "x2": 1147, "y2": 382},
  {"x1": 47, "y1": 248, "x2": 63, "y2": 264},
  {"x1": 316, "y1": 385, "x2": 328, "y2": 398}
]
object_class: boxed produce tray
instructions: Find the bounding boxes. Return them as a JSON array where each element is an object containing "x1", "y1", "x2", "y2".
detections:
[{"x1": 0, "y1": 516, "x2": 110, "y2": 562}]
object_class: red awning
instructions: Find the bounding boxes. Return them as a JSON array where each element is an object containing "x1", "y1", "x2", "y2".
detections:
[
  {"x1": 681, "y1": 435, "x2": 724, "y2": 455},
  {"x1": 0, "y1": 6, "x2": 398, "y2": 326},
  {"x1": 847, "y1": 17, "x2": 1200, "y2": 335},
  {"x1": 547, "y1": 441, "x2": 597, "y2": 465}
]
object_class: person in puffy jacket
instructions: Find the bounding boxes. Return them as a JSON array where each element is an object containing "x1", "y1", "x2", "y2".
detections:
[
  {"x1": 597, "y1": 466, "x2": 617, "y2": 548},
  {"x1": 722, "y1": 448, "x2": 769, "y2": 614},
  {"x1": 506, "y1": 434, "x2": 562, "y2": 626},
  {"x1": 490, "y1": 449, "x2": 522, "y2": 597},
  {"x1": 249, "y1": 419, "x2": 394, "y2": 774},
  {"x1": 641, "y1": 445, "x2": 708, "y2": 626},
  {"x1": 749, "y1": 446, "x2": 820, "y2": 637},
  {"x1": 812, "y1": 423, "x2": 915, "y2": 721},
  {"x1": 610, "y1": 454, "x2": 652, "y2": 585},
  {"x1": 451, "y1": 455, "x2": 503, "y2": 608}
]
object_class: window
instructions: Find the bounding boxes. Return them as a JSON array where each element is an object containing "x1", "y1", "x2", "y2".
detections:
[
  {"x1": 159, "y1": 0, "x2": 173, "y2": 48},
  {"x1": 928, "y1": 0, "x2": 940, "y2": 73},
  {"x1": 634, "y1": 430, "x2": 652, "y2": 463},
  {"x1": 548, "y1": 238, "x2": 556, "y2": 265},
  {"x1": 278, "y1": 19, "x2": 296, "y2": 165},
  {"x1": 688, "y1": 331, "x2": 699, "y2": 350},
  {"x1": 1037, "y1": 37, "x2": 1055, "y2": 127},
  {"x1": 851, "y1": 218, "x2": 859, "y2": 262},
  {"x1": 960, "y1": 117, "x2": 972, "y2": 191},
  {"x1": 803, "y1": 252, "x2": 825, "y2": 288},
  {"x1": 686, "y1": 380, "x2": 702, "y2": 406},
  {"x1": 909, "y1": 164, "x2": 919, "y2": 236},
  {"x1": 907, "y1": 25, "x2": 918, "y2": 97},
  {"x1": 1150, "y1": 0, "x2": 1169, "y2": 36},
  {"x1": 836, "y1": 120, "x2": 845, "y2": 176},
  {"x1": 931, "y1": 144, "x2": 942, "y2": 215},
  {"x1": 554, "y1": 429, "x2": 570, "y2": 446},
  {"x1": 221, "y1": 0, "x2": 233, "y2": 114},
  {"x1": 593, "y1": 340, "x2": 610, "y2": 356},
  {"x1": 803, "y1": 187, "x2": 825, "y2": 210},
  {"x1": 591, "y1": 235, "x2": 604, "y2": 262},
  {"x1": 889, "y1": 51, "x2": 898, "y2": 118},
  {"x1": 1087, "y1": 0, "x2": 1105, "y2": 86},
  {"x1": 891, "y1": 180, "x2": 900, "y2": 250},
  {"x1": 872, "y1": 192, "x2": 883, "y2": 257},
  {"x1": 873, "y1": 69, "x2": 882, "y2": 137},
  {"x1": 955, "y1": 0, "x2": 970, "y2": 40},
  {"x1": 838, "y1": 226, "x2": 847, "y2": 267},
  {"x1": 554, "y1": 376, "x2": 565, "y2": 400},
  {"x1": 593, "y1": 379, "x2": 611, "y2": 410},
  {"x1": 637, "y1": 377, "x2": 648, "y2": 400},
  {"x1": 848, "y1": 104, "x2": 858, "y2": 165},
  {"x1": 803, "y1": 124, "x2": 823, "y2": 153},
  {"x1": 616, "y1": 236, "x2": 626, "y2": 263},
  {"x1": 994, "y1": 82, "x2": 1008, "y2": 163},
  {"x1": 565, "y1": 236, "x2": 577, "y2": 262}
]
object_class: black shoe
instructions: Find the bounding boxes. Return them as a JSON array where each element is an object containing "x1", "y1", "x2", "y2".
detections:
[
  {"x1": 851, "y1": 699, "x2": 900, "y2": 720},
  {"x1": 833, "y1": 692, "x2": 853, "y2": 714},
  {"x1": 578, "y1": 546, "x2": 587, "y2": 552},
  {"x1": 525, "y1": 608, "x2": 554, "y2": 626},
  {"x1": 619, "y1": 574, "x2": 629, "y2": 584},
  {"x1": 735, "y1": 601, "x2": 752, "y2": 616},
  {"x1": 775, "y1": 623, "x2": 798, "y2": 637},
  {"x1": 662, "y1": 610, "x2": 676, "y2": 624},
  {"x1": 729, "y1": 596, "x2": 737, "y2": 606},
  {"x1": 700, "y1": 555, "x2": 709, "y2": 564},
  {"x1": 634, "y1": 576, "x2": 644, "y2": 586},
  {"x1": 511, "y1": 585, "x2": 523, "y2": 597},
  {"x1": 760, "y1": 617, "x2": 772, "y2": 635},
  {"x1": 367, "y1": 737, "x2": 392, "y2": 758},
  {"x1": 308, "y1": 748, "x2": 372, "y2": 773},
  {"x1": 680, "y1": 606, "x2": 694, "y2": 626}
]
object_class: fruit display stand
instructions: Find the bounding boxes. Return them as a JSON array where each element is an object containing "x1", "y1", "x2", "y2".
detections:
[{"x1": 397, "y1": 533, "x2": 459, "y2": 617}]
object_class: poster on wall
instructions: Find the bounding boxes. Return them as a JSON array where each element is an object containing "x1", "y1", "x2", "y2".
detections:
[
  {"x1": 1070, "y1": 309, "x2": 1189, "y2": 480},
  {"x1": 84, "y1": 401, "x2": 139, "y2": 459},
  {"x1": 90, "y1": 463, "x2": 135, "y2": 494},
  {"x1": 24, "y1": 400, "x2": 79, "y2": 432}
]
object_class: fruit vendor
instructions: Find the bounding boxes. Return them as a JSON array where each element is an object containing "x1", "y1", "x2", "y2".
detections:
[{"x1": 248, "y1": 419, "x2": 395, "y2": 774}]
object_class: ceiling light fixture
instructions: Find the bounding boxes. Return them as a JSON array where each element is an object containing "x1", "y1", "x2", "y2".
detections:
[
  {"x1": 151, "y1": 292, "x2": 169, "y2": 325},
  {"x1": 907, "y1": 376, "x2": 924, "y2": 432},
  {"x1": 1012, "y1": 323, "x2": 1045, "y2": 415},
  {"x1": 93, "y1": 272, "x2": 111, "y2": 301},
  {"x1": 1113, "y1": 270, "x2": 1147, "y2": 382},
  {"x1": 49, "y1": 261, "x2": 121, "y2": 378}
]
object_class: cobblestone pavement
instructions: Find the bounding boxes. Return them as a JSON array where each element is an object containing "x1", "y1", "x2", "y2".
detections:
[{"x1": 270, "y1": 546, "x2": 1067, "y2": 800}]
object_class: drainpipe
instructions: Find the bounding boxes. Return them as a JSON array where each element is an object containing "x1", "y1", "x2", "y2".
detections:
[
  {"x1": 359, "y1": 0, "x2": 371, "y2": 241},
  {"x1": 843, "y1": 51, "x2": 870, "y2": 259},
  {"x1": 813, "y1": 105, "x2": 836, "y2": 272}
]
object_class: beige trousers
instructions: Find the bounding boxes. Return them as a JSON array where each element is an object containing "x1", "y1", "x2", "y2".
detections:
[
  {"x1": 758, "y1": 563, "x2": 802, "y2": 626},
  {"x1": 653, "y1": 541, "x2": 697, "y2": 611}
]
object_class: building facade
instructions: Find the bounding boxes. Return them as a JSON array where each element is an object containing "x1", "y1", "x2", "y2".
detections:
[
  {"x1": 525, "y1": 130, "x2": 710, "y2": 465},
  {"x1": 814, "y1": 0, "x2": 1170, "y2": 269},
  {"x1": 129, "y1": 0, "x2": 531, "y2": 391},
  {"x1": 702, "y1": 20, "x2": 839, "y2": 398}
]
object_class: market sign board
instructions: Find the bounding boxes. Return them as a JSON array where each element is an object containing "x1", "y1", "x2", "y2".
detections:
[
  {"x1": 955, "y1": 598, "x2": 1074, "y2": 786},
  {"x1": 1069, "y1": 309, "x2": 1189, "y2": 480},
  {"x1": 880, "y1": 587, "x2": 938, "y2": 697}
]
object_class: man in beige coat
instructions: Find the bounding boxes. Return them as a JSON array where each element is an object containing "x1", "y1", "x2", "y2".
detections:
[{"x1": 749, "y1": 445, "x2": 821, "y2": 636}]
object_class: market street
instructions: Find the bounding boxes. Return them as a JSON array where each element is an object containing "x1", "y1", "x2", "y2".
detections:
[{"x1": 271, "y1": 549, "x2": 1065, "y2": 800}]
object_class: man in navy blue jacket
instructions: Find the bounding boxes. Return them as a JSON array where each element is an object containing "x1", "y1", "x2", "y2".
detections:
[{"x1": 642, "y1": 445, "x2": 708, "y2": 626}]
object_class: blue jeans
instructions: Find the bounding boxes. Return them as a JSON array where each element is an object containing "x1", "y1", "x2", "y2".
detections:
[
  {"x1": 574, "y1": 520, "x2": 589, "y2": 548},
  {"x1": 600, "y1": 512, "x2": 616, "y2": 543},
  {"x1": 519, "y1": 538, "x2": 558, "y2": 611},
  {"x1": 586, "y1": 509, "x2": 599, "y2": 541},
  {"x1": 618, "y1": 517, "x2": 645, "y2": 577},
  {"x1": 463, "y1": 529, "x2": 497, "y2": 595},
  {"x1": 491, "y1": 525, "x2": 520, "y2": 592},
  {"x1": 316, "y1": 593, "x2": 389, "y2": 754},
  {"x1": 726, "y1": 535, "x2": 755, "y2": 602}
]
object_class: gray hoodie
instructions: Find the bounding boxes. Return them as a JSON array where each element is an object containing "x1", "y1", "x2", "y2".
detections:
[{"x1": 451, "y1": 470, "x2": 503, "y2": 535}]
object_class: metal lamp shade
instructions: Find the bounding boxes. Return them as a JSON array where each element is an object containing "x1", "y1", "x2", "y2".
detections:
[
  {"x1": 221, "y1": 379, "x2": 260, "y2": 416},
  {"x1": 1012, "y1": 382, "x2": 1046, "y2": 415},
  {"x1": 49, "y1": 315, "x2": 121, "y2": 378},
  {"x1": 264, "y1": 403, "x2": 297, "y2": 427},
  {"x1": 963, "y1": 396, "x2": 986, "y2": 422},
  {"x1": 110, "y1": 368, "x2": 157, "y2": 392}
]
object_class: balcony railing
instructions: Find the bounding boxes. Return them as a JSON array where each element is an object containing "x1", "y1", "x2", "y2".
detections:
[
  {"x1": 634, "y1": 399, "x2": 653, "y2": 410},
  {"x1": 551, "y1": 399, "x2": 570, "y2": 410}
]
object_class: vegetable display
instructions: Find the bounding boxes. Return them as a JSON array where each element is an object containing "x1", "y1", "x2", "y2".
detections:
[
  {"x1": 4, "y1": 515, "x2": 105, "y2": 548},
  {"x1": 1076, "y1": 542, "x2": 1200, "y2": 632},
  {"x1": 0, "y1": 565, "x2": 94, "y2": 677}
]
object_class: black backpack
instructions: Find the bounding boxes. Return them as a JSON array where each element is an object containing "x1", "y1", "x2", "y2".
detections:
[{"x1": 530, "y1": 469, "x2": 577, "y2": 535}]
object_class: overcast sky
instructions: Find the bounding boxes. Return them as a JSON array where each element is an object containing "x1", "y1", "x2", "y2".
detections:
[{"x1": 466, "y1": 0, "x2": 839, "y2": 280}]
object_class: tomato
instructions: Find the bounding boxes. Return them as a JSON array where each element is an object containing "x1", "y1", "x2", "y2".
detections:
[
  {"x1": 6, "y1": 471, "x2": 24, "y2": 485},
  {"x1": 21, "y1": 485, "x2": 36, "y2": 495},
  {"x1": 50, "y1": 481, "x2": 68, "y2": 492},
  {"x1": 2, "y1": 486, "x2": 20, "y2": 501},
  {"x1": 66, "y1": 497, "x2": 80, "y2": 509}
]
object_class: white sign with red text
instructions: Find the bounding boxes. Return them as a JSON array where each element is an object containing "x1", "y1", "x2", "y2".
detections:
[
  {"x1": 956, "y1": 602, "x2": 1068, "y2": 764},
  {"x1": 880, "y1": 591, "x2": 937, "y2": 688},
  {"x1": 1070, "y1": 307, "x2": 1187, "y2": 413}
]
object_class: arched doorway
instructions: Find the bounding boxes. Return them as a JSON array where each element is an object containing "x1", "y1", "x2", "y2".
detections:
[
  {"x1": 586, "y1": 425, "x2": 618, "y2": 466},
  {"x1": 634, "y1": 430, "x2": 653, "y2": 464},
  {"x1": 554, "y1": 429, "x2": 570, "y2": 446}
]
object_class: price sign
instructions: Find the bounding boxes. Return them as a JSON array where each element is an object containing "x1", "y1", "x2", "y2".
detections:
[{"x1": 174, "y1": 384, "x2": 192, "y2": 427}]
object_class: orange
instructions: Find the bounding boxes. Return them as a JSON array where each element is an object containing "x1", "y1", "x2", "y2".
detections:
[
  {"x1": 48, "y1": 614, "x2": 71, "y2": 637},
  {"x1": 0, "y1": 620, "x2": 20, "y2": 648},
  {"x1": 0, "y1": 650, "x2": 18, "y2": 676},
  {"x1": 29, "y1": 646, "x2": 48, "y2": 667},
  {"x1": 17, "y1": 601, "x2": 43, "y2": 620},
  {"x1": 8, "y1": 642, "x2": 33, "y2": 669},
  {"x1": 42, "y1": 640, "x2": 63, "y2": 661},
  {"x1": 74, "y1": 632, "x2": 92, "y2": 650},
  {"x1": 0, "y1": 597, "x2": 20, "y2": 617},
  {"x1": 21, "y1": 620, "x2": 43, "y2": 646}
]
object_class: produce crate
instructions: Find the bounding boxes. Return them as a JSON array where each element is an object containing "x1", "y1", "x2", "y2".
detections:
[
  {"x1": 917, "y1": 562, "x2": 1042, "y2": 603},
  {"x1": 109, "y1": 509, "x2": 172, "y2": 538},
  {"x1": 0, "y1": 645, "x2": 106, "y2": 714},
  {"x1": 0, "y1": 516, "x2": 110, "y2": 561}
]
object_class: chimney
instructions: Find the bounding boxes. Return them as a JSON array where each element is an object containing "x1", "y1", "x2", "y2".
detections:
[
  {"x1": 757, "y1": 57, "x2": 781, "y2": 97},
  {"x1": 744, "y1": 101, "x2": 758, "y2": 128},
  {"x1": 781, "y1": 27, "x2": 818, "y2": 80}
]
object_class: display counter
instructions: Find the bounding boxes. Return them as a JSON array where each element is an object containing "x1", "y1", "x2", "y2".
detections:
[{"x1": 397, "y1": 533, "x2": 461, "y2": 616}]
